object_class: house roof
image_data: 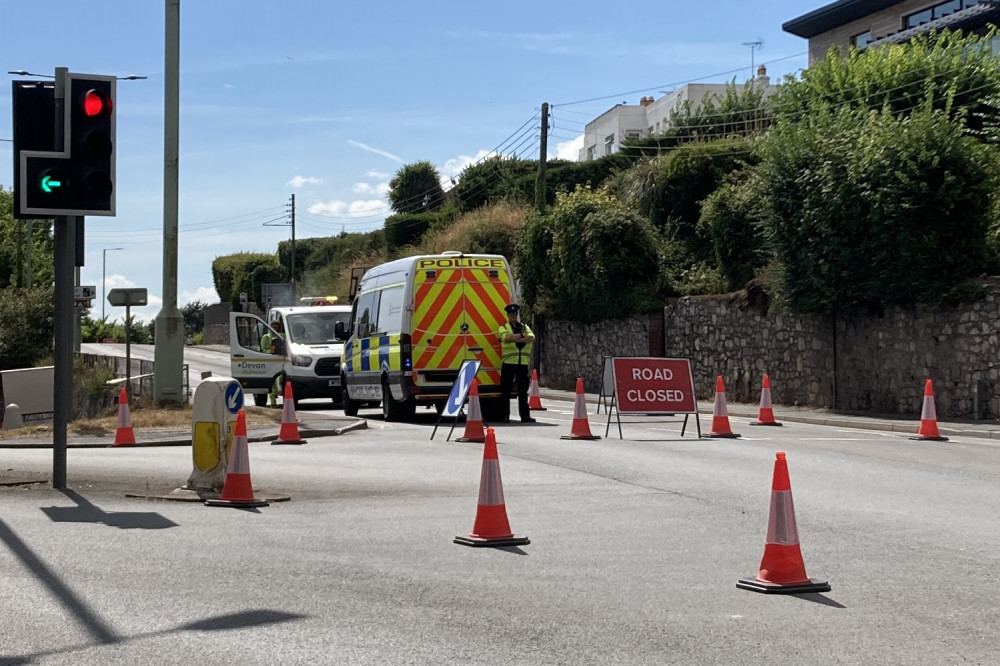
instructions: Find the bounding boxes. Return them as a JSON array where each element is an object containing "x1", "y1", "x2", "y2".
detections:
[{"x1": 783, "y1": 0, "x2": 904, "y2": 38}]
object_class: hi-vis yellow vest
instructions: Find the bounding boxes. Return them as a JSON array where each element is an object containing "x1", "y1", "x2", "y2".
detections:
[{"x1": 498, "y1": 323, "x2": 533, "y2": 365}]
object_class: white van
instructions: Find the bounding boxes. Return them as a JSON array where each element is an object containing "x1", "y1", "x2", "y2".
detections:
[{"x1": 230, "y1": 303, "x2": 352, "y2": 406}]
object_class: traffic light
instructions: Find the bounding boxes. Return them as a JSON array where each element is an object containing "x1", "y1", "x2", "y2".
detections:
[
  {"x1": 16, "y1": 72, "x2": 116, "y2": 217},
  {"x1": 11, "y1": 81, "x2": 56, "y2": 219},
  {"x1": 66, "y1": 73, "x2": 116, "y2": 215}
]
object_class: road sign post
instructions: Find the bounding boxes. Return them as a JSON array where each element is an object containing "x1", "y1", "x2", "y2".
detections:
[{"x1": 108, "y1": 288, "x2": 148, "y2": 398}]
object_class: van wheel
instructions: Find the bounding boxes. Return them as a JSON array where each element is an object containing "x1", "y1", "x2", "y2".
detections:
[
  {"x1": 343, "y1": 384, "x2": 361, "y2": 417},
  {"x1": 253, "y1": 393, "x2": 267, "y2": 407},
  {"x1": 381, "y1": 381, "x2": 415, "y2": 422}
]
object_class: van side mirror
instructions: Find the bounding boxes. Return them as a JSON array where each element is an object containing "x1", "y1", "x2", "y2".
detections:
[{"x1": 334, "y1": 321, "x2": 349, "y2": 341}]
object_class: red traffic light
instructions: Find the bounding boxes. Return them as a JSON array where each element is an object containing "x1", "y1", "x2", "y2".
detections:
[{"x1": 83, "y1": 89, "x2": 112, "y2": 117}]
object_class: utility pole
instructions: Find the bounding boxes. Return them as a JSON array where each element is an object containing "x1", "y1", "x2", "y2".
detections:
[
  {"x1": 290, "y1": 193, "x2": 296, "y2": 298},
  {"x1": 154, "y1": 0, "x2": 185, "y2": 403},
  {"x1": 534, "y1": 102, "x2": 549, "y2": 214}
]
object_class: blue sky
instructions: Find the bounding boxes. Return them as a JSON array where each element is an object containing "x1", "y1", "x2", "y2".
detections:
[{"x1": 1, "y1": 0, "x2": 823, "y2": 323}]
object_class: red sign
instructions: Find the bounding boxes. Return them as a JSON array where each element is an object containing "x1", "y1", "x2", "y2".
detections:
[{"x1": 611, "y1": 357, "x2": 697, "y2": 414}]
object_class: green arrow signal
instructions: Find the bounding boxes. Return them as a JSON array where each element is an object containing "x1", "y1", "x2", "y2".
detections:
[{"x1": 41, "y1": 174, "x2": 63, "y2": 193}]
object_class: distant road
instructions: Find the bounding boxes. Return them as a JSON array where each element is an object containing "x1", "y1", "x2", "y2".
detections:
[{"x1": 80, "y1": 342, "x2": 232, "y2": 397}]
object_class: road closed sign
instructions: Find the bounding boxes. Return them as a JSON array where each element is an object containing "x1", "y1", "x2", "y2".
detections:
[{"x1": 611, "y1": 357, "x2": 697, "y2": 414}]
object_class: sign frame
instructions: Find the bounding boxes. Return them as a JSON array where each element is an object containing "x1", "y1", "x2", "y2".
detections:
[
  {"x1": 605, "y1": 357, "x2": 701, "y2": 439},
  {"x1": 430, "y1": 358, "x2": 482, "y2": 441}
]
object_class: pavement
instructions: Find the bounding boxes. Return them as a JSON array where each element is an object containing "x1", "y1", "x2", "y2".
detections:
[{"x1": 3, "y1": 386, "x2": 1000, "y2": 449}]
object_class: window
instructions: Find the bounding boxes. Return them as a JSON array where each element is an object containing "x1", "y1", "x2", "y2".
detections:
[
  {"x1": 236, "y1": 317, "x2": 269, "y2": 352},
  {"x1": 375, "y1": 286, "x2": 404, "y2": 334},
  {"x1": 625, "y1": 130, "x2": 641, "y2": 140},
  {"x1": 604, "y1": 134, "x2": 615, "y2": 156},
  {"x1": 905, "y1": 7, "x2": 933, "y2": 27},
  {"x1": 354, "y1": 290, "x2": 379, "y2": 338},
  {"x1": 852, "y1": 30, "x2": 873, "y2": 49},
  {"x1": 586, "y1": 145, "x2": 596, "y2": 161},
  {"x1": 934, "y1": 0, "x2": 961, "y2": 17}
]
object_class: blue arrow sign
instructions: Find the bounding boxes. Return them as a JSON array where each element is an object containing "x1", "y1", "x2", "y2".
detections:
[
  {"x1": 442, "y1": 359, "x2": 481, "y2": 418},
  {"x1": 224, "y1": 381, "x2": 244, "y2": 414}
]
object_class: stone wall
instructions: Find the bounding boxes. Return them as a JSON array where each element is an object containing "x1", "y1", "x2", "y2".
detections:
[
  {"x1": 535, "y1": 314, "x2": 663, "y2": 392},
  {"x1": 537, "y1": 279, "x2": 1000, "y2": 419}
]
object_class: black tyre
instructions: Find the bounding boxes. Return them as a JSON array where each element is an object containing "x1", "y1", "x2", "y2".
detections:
[
  {"x1": 343, "y1": 381, "x2": 362, "y2": 417},
  {"x1": 381, "y1": 380, "x2": 415, "y2": 422}
]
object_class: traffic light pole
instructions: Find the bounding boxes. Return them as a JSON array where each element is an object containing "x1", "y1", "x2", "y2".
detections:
[{"x1": 52, "y1": 67, "x2": 70, "y2": 489}]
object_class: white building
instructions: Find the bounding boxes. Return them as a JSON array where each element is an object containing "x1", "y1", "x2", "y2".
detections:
[{"x1": 577, "y1": 66, "x2": 777, "y2": 161}]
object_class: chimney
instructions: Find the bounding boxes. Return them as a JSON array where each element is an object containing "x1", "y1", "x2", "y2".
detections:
[
  {"x1": 756, "y1": 64, "x2": 770, "y2": 86},
  {"x1": 640, "y1": 96, "x2": 654, "y2": 107}
]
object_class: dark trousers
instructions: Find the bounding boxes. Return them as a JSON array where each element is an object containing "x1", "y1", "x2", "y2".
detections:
[{"x1": 500, "y1": 363, "x2": 530, "y2": 421}]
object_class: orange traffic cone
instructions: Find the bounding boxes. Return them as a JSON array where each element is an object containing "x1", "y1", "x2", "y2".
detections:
[
  {"x1": 113, "y1": 387, "x2": 136, "y2": 446},
  {"x1": 706, "y1": 375, "x2": 740, "y2": 438},
  {"x1": 527, "y1": 369, "x2": 547, "y2": 411},
  {"x1": 910, "y1": 379, "x2": 948, "y2": 441},
  {"x1": 750, "y1": 374, "x2": 782, "y2": 427},
  {"x1": 206, "y1": 410, "x2": 268, "y2": 508},
  {"x1": 456, "y1": 379, "x2": 486, "y2": 443},
  {"x1": 737, "y1": 452, "x2": 830, "y2": 594},
  {"x1": 560, "y1": 377, "x2": 601, "y2": 440},
  {"x1": 272, "y1": 381, "x2": 307, "y2": 445},
  {"x1": 454, "y1": 427, "x2": 529, "y2": 547}
]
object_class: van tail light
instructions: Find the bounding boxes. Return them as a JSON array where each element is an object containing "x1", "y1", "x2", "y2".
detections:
[{"x1": 401, "y1": 334, "x2": 412, "y2": 370}]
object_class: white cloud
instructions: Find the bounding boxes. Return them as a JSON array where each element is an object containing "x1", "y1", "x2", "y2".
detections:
[
  {"x1": 287, "y1": 175, "x2": 322, "y2": 188},
  {"x1": 308, "y1": 199, "x2": 387, "y2": 217},
  {"x1": 554, "y1": 134, "x2": 584, "y2": 161},
  {"x1": 440, "y1": 150, "x2": 494, "y2": 180},
  {"x1": 181, "y1": 286, "x2": 221, "y2": 306},
  {"x1": 347, "y1": 140, "x2": 404, "y2": 163},
  {"x1": 352, "y1": 181, "x2": 390, "y2": 197},
  {"x1": 366, "y1": 170, "x2": 390, "y2": 179}
]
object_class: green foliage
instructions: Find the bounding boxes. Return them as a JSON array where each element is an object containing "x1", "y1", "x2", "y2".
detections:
[
  {"x1": 80, "y1": 316, "x2": 122, "y2": 342},
  {"x1": 384, "y1": 212, "x2": 439, "y2": 252},
  {"x1": 698, "y1": 169, "x2": 771, "y2": 291},
  {"x1": 454, "y1": 156, "x2": 536, "y2": 212},
  {"x1": 0, "y1": 186, "x2": 55, "y2": 289},
  {"x1": 774, "y1": 29, "x2": 1000, "y2": 143},
  {"x1": 294, "y1": 230, "x2": 386, "y2": 297},
  {"x1": 607, "y1": 138, "x2": 755, "y2": 265},
  {"x1": 756, "y1": 104, "x2": 997, "y2": 312},
  {"x1": 181, "y1": 301, "x2": 206, "y2": 335},
  {"x1": 211, "y1": 252, "x2": 279, "y2": 308},
  {"x1": 516, "y1": 186, "x2": 663, "y2": 322},
  {"x1": 388, "y1": 161, "x2": 446, "y2": 214},
  {"x1": 0, "y1": 287, "x2": 54, "y2": 370}
]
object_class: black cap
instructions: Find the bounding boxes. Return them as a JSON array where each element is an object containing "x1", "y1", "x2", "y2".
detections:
[{"x1": 504, "y1": 303, "x2": 520, "y2": 314}]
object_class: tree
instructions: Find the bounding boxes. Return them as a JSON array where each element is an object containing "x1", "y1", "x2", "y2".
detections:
[
  {"x1": 181, "y1": 301, "x2": 206, "y2": 336},
  {"x1": 388, "y1": 161, "x2": 446, "y2": 214},
  {"x1": 756, "y1": 104, "x2": 997, "y2": 312},
  {"x1": 0, "y1": 186, "x2": 55, "y2": 289},
  {"x1": 516, "y1": 186, "x2": 664, "y2": 322},
  {"x1": 0, "y1": 286, "x2": 54, "y2": 370},
  {"x1": 774, "y1": 29, "x2": 1000, "y2": 144}
]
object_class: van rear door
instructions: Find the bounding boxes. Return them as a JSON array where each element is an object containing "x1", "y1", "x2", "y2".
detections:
[{"x1": 410, "y1": 256, "x2": 513, "y2": 394}]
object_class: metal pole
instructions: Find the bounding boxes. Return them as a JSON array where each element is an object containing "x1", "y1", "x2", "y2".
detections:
[
  {"x1": 154, "y1": 0, "x2": 185, "y2": 403},
  {"x1": 125, "y1": 305, "x2": 132, "y2": 397},
  {"x1": 52, "y1": 66, "x2": 69, "y2": 489}
]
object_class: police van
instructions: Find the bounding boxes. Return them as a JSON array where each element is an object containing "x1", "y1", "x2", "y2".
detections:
[
  {"x1": 335, "y1": 251, "x2": 518, "y2": 422},
  {"x1": 230, "y1": 298, "x2": 352, "y2": 406}
]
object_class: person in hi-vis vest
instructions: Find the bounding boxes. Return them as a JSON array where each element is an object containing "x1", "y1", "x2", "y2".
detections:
[{"x1": 496, "y1": 303, "x2": 536, "y2": 423}]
